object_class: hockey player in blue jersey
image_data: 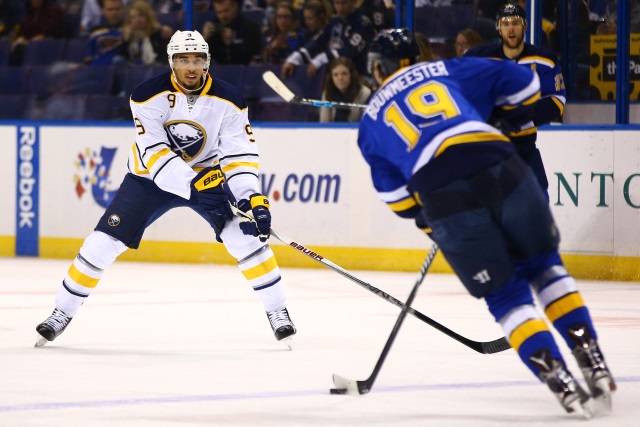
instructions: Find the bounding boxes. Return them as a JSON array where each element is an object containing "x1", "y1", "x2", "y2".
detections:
[
  {"x1": 34, "y1": 30, "x2": 296, "y2": 348},
  {"x1": 359, "y1": 28, "x2": 615, "y2": 417},
  {"x1": 464, "y1": 2, "x2": 566, "y2": 193}
]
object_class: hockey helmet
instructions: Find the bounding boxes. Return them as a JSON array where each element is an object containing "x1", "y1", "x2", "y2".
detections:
[
  {"x1": 167, "y1": 30, "x2": 211, "y2": 70},
  {"x1": 496, "y1": 2, "x2": 527, "y2": 30},
  {"x1": 367, "y1": 28, "x2": 420, "y2": 78}
]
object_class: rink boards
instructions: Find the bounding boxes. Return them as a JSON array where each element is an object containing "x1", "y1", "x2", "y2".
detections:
[{"x1": 1, "y1": 122, "x2": 640, "y2": 281}]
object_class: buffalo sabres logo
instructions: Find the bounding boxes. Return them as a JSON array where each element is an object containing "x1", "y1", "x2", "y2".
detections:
[
  {"x1": 107, "y1": 214, "x2": 121, "y2": 227},
  {"x1": 164, "y1": 121, "x2": 207, "y2": 162}
]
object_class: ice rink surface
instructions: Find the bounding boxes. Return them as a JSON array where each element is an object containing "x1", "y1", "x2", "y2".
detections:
[{"x1": 1, "y1": 257, "x2": 638, "y2": 426}]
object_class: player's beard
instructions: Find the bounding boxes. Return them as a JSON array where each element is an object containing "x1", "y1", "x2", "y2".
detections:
[
  {"x1": 502, "y1": 32, "x2": 524, "y2": 50},
  {"x1": 181, "y1": 75, "x2": 202, "y2": 91}
]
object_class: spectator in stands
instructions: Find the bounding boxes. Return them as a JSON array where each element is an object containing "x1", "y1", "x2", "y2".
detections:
[
  {"x1": 122, "y1": 0, "x2": 172, "y2": 65},
  {"x1": 9, "y1": 0, "x2": 65, "y2": 65},
  {"x1": 202, "y1": 0, "x2": 263, "y2": 64},
  {"x1": 359, "y1": 0, "x2": 394, "y2": 32},
  {"x1": 597, "y1": 0, "x2": 640, "y2": 34},
  {"x1": 0, "y1": 0, "x2": 26, "y2": 39},
  {"x1": 414, "y1": 31, "x2": 438, "y2": 61},
  {"x1": 301, "y1": 0, "x2": 332, "y2": 40},
  {"x1": 87, "y1": 0, "x2": 125, "y2": 65},
  {"x1": 319, "y1": 56, "x2": 370, "y2": 122},
  {"x1": 262, "y1": 1, "x2": 305, "y2": 64},
  {"x1": 80, "y1": 0, "x2": 132, "y2": 36},
  {"x1": 454, "y1": 28, "x2": 483, "y2": 57},
  {"x1": 281, "y1": 0, "x2": 375, "y2": 79}
]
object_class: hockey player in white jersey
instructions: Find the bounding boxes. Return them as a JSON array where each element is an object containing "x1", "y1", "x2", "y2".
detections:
[{"x1": 35, "y1": 30, "x2": 296, "y2": 347}]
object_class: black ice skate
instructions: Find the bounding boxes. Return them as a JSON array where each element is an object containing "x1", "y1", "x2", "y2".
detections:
[
  {"x1": 35, "y1": 308, "x2": 73, "y2": 347},
  {"x1": 530, "y1": 348, "x2": 591, "y2": 418},
  {"x1": 569, "y1": 324, "x2": 616, "y2": 411},
  {"x1": 266, "y1": 307, "x2": 296, "y2": 348}
]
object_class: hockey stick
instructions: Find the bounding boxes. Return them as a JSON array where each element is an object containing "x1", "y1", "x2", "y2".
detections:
[
  {"x1": 262, "y1": 70, "x2": 367, "y2": 110},
  {"x1": 331, "y1": 244, "x2": 438, "y2": 395},
  {"x1": 231, "y1": 205, "x2": 510, "y2": 355}
]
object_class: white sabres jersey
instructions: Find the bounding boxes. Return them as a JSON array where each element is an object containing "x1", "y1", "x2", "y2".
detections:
[{"x1": 128, "y1": 71, "x2": 259, "y2": 201}]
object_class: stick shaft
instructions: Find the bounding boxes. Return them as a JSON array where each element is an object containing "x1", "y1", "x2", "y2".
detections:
[
  {"x1": 262, "y1": 70, "x2": 366, "y2": 110},
  {"x1": 231, "y1": 205, "x2": 510, "y2": 354},
  {"x1": 359, "y1": 245, "x2": 438, "y2": 393}
]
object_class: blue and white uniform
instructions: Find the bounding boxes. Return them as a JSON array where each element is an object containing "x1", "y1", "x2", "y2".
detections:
[
  {"x1": 358, "y1": 57, "x2": 597, "y2": 378},
  {"x1": 464, "y1": 42, "x2": 566, "y2": 190}
]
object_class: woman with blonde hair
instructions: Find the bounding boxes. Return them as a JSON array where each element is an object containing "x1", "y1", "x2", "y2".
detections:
[
  {"x1": 122, "y1": 0, "x2": 172, "y2": 65},
  {"x1": 319, "y1": 56, "x2": 371, "y2": 123}
]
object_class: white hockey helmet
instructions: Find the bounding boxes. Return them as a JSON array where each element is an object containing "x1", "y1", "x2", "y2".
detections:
[{"x1": 167, "y1": 30, "x2": 211, "y2": 70}]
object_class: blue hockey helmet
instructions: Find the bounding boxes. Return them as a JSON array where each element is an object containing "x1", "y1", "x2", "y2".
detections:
[
  {"x1": 367, "y1": 28, "x2": 420, "y2": 78},
  {"x1": 495, "y1": 2, "x2": 527, "y2": 30}
]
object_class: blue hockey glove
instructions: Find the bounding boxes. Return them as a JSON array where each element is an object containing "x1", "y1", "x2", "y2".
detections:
[
  {"x1": 238, "y1": 194, "x2": 271, "y2": 242},
  {"x1": 191, "y1": 166, "x2": 236, "y2": 233}
]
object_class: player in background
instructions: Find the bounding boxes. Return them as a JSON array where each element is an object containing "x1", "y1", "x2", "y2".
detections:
[
  {"x1": 464, "y1": 2, "x2": 566, "y2": 194},
  {"x1": 35, "y1": 30, "x2": 296, "y2": 348},
  {"x1": 359, "y1": 28, "x2": 615, "y2": 417}
]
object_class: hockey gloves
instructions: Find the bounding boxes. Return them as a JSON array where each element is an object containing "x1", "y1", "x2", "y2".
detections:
[
  {"x1": 238, "y1": 194, "x2": 271, "y2": 242},
  {"x1": 191, "y1": 166, "x2": 236, "y2": 235}
]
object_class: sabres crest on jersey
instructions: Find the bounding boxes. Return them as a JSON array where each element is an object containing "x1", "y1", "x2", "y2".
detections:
[{"x1": 164, "y1": 121, "x2": 207, "y2": 161}]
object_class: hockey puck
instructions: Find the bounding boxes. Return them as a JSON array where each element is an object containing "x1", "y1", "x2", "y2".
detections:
[{"x1": 330, "y1": 388, "x2": 348, "y2": 395}]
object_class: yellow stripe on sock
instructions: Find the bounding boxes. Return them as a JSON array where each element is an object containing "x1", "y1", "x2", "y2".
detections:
[
  {"x1": 67, "y1": 264, "x2": 99, "y2": 288},
  {"x1": 509, "y1": 319, "x2": 549, "y2": 351},
  {"x1": 241, "y1": 255, "x2": 278, "y2": 280},
  {"x1": 545, "y1": 292, "x2": 585, "y2": 323}
]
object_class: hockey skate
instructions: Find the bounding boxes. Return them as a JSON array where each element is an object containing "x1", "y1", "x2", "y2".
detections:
[
  {"x1": 569, "y1": 325, "x2": 616, "y2": 412},
  {"x1": 530, "y1": 349, "x2": 592, "y2": 418},
  {"x1": 35, "y1": 308, "x2": 72, "y2": 347},
  {"x1": 267, "y1": 307, "x2": 296, "y2": 349}
]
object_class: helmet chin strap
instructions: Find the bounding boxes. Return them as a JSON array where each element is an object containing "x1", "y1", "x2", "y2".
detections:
[{"x1": 170, "y1": 67, "x2": 209, "y2": 93}]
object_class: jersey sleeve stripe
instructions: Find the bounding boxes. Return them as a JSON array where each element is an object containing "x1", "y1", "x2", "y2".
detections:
[
  {"x1": 130, "y1": 143, "x2": 150, "y2": 174},
  {"x1": 435, "y1": 131, "x2": 510, "y2": 157},
  {"x1": 145, "y1": 148, "x2": 173, "y2": 170}
]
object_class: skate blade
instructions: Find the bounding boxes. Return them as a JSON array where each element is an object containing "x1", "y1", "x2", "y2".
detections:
[
  {"x1": 591, "y1": 377, "x2": 615, "y2": 414},
  {"x1": 34, "y1": 333, "x2": 49, "y2": 347},
  {"x1": 567, "y1": 398, "x2": 593, "y2": 420},
  {"x1": 281, "y1": 337, "x2": 293, "y2": 351}
]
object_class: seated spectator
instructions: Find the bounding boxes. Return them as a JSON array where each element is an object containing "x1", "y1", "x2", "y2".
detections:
[
  {"x1": 122, "y1": 0, "x2": 172, "y2": 65},
  {"x1": 0, "y1": 0, "x2": 26, "y2": 39},
  {"x1": 359, "y1": 0, "x2": 394, "y2": 32},
  {"x1": 319, "y1": 56, "x2": 371, "y2": 123},
  {"x1": 414, "y1": 31, "x2": 439, "y2": 61},
  {"x1": 262, "y1": 1, "x2": 305, "y2": 64},
  {"x1": 87, "y1": 0, "x2": 125, "y2": 65},
  {"x1": 301, "y1": 0, "x2": 333, "y2": 40},
  {"x1": 81, "y1": 0, "x2": 133, "y2": 36},
  {"x1": 454, "y1": 28, "x2": 483, "y2": 57},
  {"x1": 202, "y1": 0, "x2": 263, "y2": 64},
  {"x1": 9, "y1": 0, "x2": 65, "y2": 65},
  {"x1": 282, "y1": 0, "x2": 375, "y2": 80},
  {"x1": 597, "y1": 0, "x2": 640, "y2": 34}
]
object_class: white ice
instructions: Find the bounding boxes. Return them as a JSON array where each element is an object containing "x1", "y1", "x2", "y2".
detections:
[{"x1": 1, "y1": 257, "x2": 638, "y2": 426}]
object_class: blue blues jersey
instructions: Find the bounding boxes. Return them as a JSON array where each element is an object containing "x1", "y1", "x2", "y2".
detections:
[
  {"x1": 464, "y1": 42, "x2": 566, "y2": 134},
  {"x1": 358, "y1": 57, "x2": 540, "y2": 218}
]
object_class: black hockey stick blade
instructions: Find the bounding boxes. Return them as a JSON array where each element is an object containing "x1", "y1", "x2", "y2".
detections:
[{"x1": 230, "y1": 205, "x2": 510, "y2": 354}]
